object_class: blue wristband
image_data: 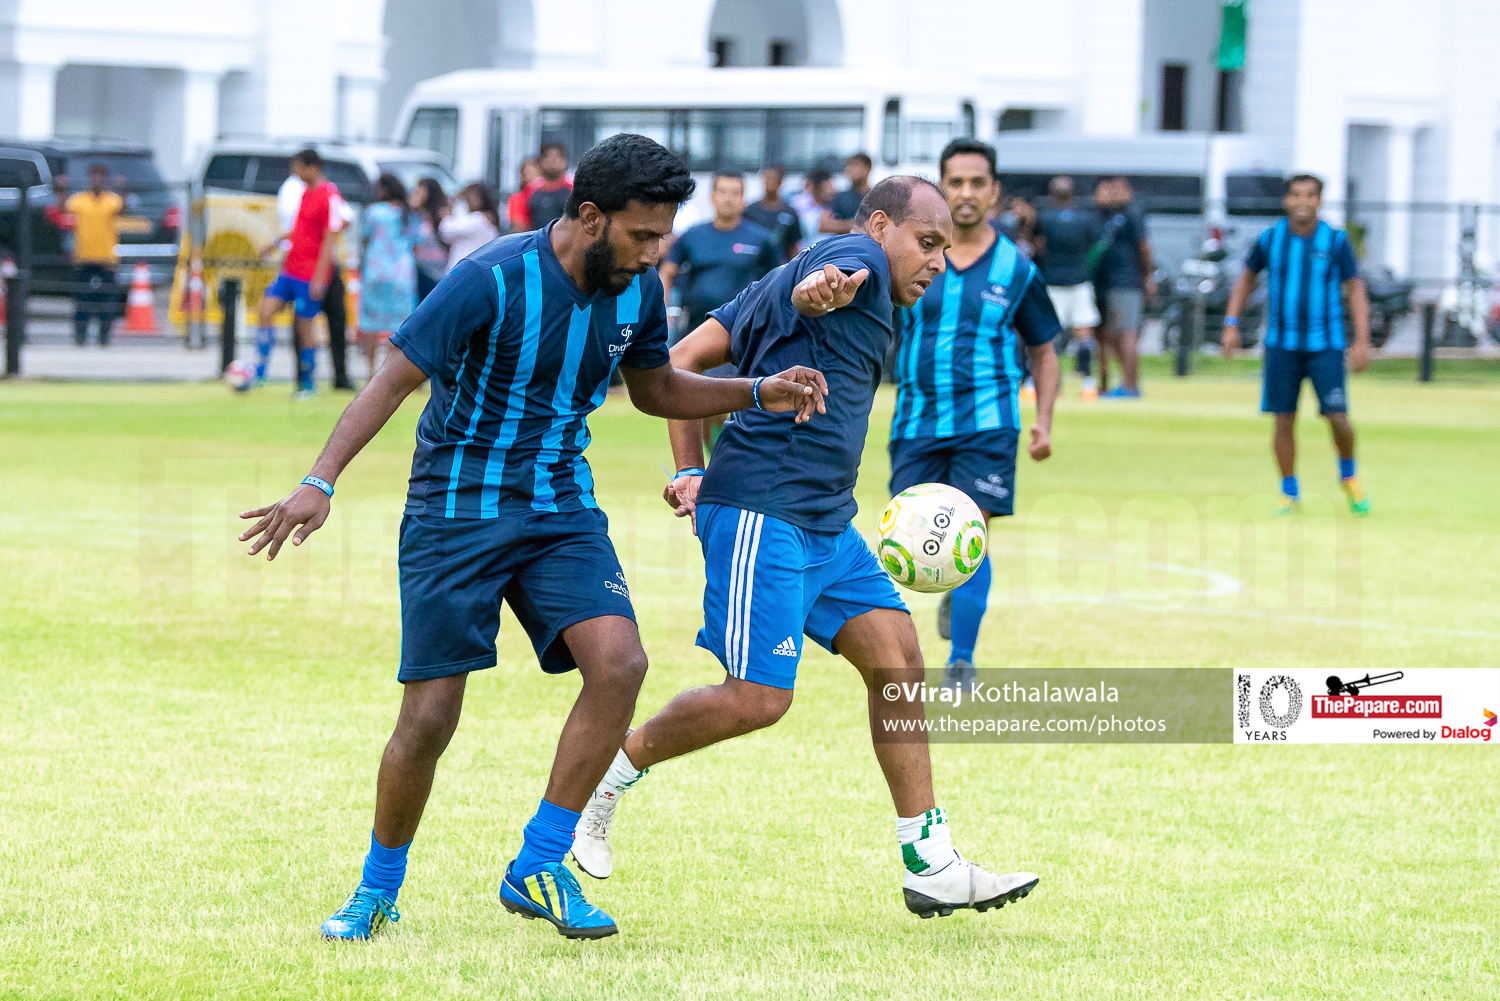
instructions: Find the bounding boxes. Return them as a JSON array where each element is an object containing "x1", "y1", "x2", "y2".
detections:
[
  {"x1": 675, "y1": 467, "x2": 706, "y2": 478},
  {"x1": 302, "y1": 475, "x2": 334, "y2": 497},
  {"x1": 1223, "y1": 316, "x2": 1239, "y2": 326},
  {"x1": 751, "y1": 376, "x2": 767, "y2": 410}
]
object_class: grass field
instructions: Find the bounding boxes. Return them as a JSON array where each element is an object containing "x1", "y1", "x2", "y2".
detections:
[{"x1": 2, "y1": 363, "x2": 1498, "y2": 1000}]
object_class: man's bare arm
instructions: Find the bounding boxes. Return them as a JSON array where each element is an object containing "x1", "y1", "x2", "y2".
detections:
[
  {"x1": 1027, "y1": 342, "x2": 1058, "y2": 461},
  {"x1": 1220, "y1": 270, "x2": 1258, "y2": 358},
  {"x1": 1344, "y1": 276, "x2": 1371, "y2": 372},
  {"x1": 238, "y1": 349, "x2": 429, "y2": 559}
]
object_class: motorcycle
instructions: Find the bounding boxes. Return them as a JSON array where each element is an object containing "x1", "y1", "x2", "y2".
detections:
[
  {"x1": 1364, "y1": 267, "x2": 1414, "y2": 350},
  {"x1": 1160, "y1": 230, "x2": 1265, "y2": 363}
]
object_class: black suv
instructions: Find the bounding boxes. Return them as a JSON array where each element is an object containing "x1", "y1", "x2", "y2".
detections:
[{"x1": 0, "y1": 138, "x2": 179, "y2": 286}]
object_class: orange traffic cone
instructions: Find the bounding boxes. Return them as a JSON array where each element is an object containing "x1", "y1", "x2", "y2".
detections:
[
  {"x1": 125, "y1": 261, "x2": 156, "y2": 334},
  {"x1": 184, "y1": 256, "x2": 205, "y2": 323}
]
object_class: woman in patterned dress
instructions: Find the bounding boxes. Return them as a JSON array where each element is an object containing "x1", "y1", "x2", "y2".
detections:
[{"x1": 357, "y1": 173, "x2": 421, "y2": 379}]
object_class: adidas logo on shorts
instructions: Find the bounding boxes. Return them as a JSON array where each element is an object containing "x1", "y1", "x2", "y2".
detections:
[{"x1": 772, "y1": 636, "x2": 798, "y2": 657}]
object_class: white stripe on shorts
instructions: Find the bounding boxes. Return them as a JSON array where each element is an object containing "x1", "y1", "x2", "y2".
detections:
[
  {"x1": 737, "y1": 514, "x2": 764, "y2": 678},
  {"x1": 725, "y1": 509, "x2": 752, "y2": 677}
]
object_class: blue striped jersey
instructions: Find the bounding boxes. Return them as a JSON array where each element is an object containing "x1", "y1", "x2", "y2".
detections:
[
  {"x1": 1245, "y1": 219, "x2": 1359, "y2": 352},
  {"x1": 389, "y1": 224, "x2": 670, "y2": 519},
  {"x1": 890, "y1": 234, "x2": 1060, "y2": 441}
]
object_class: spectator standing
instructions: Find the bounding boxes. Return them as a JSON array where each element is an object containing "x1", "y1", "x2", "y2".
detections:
[
  {"x1": 1092, "y1": 176, "x2": 1156, "y2": 397},
  {"x1": 742, "y1": 165, "x2": 804, "y2": 263},
  {"x1": 65, "y1": 164, "x2": 124, "y2": 347},
  {"x1": 819, "y1": 152, "x2": 873, "y2": 236},
  {"x1": 791, "y1": 167, "x2": 835, "y2": 249},
  {"x1": 439, "y1": 183, "x2": 501, "y2": 273},
  {"x1": 358, "y1": 173, "x2": 421, "y2": 380},
  {"x1": 506, "y1": 158, "x2": 542, "y2": 232},
  {"x1": 277, "y1": 158, "x2": 354, "y2": 390},
  {"x1": 1034, "y1": 175, "x2": 1104, "y2": 400},
  {"x1": 526, "y1": 143, "x2": 572, "y2": 230},
  {"x1": 409, "y1": 177, "x2": 449, "y2": 303},
  {"x1": 659, "y1": 171, "x2": 781, "y2": 343}
]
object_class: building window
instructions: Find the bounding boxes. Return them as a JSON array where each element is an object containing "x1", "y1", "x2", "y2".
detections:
[
  {"x1": 1160, "y1": 64, "x2": 1187, "y2": 132},
  {"x1": 712, "y1": 38, "x2": 732, "y2": 67},
  {"x1": 1215, "y1": 69, "x2": 1243, "y2": 132},
  {"x1": 998, "y1": 108, "x2": 1034, "y2": 132},
  {"x1": 768, "y1": 40, "x2": 793, "y2": 66}
]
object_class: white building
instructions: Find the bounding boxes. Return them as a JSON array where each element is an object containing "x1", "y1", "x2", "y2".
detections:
[{"x1": 0, "y1": 0, "x2": 1496, "y2": 278}]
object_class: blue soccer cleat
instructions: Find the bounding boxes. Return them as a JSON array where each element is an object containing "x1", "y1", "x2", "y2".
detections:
[
  {"x1": 500, "y1": 861, "x2": 618, "y2": 939},
  {"x1": 320, "y1": 884, "x2": 400, "y2": 940}
]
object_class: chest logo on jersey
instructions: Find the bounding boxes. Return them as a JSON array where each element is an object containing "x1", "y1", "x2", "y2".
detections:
[
  {"x1": 608, "y1": 324, "x2": 635, "y2": 357},
  {"x1": 732, "y1": 243, "x2": 757, "y2": 255},
  {"x1": 980, "y1": 284, "x2": 1011, "y2": 309}
]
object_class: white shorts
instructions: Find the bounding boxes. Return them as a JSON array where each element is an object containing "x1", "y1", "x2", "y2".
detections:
[{"x1": 1047, "y1": 283, "x2": 1100, "y2": 330}]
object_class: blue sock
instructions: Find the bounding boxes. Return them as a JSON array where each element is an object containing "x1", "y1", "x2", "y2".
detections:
[
  {"x1": 512, "y1": 799, "x2": 580, "y2": 878},
  {"x1": 949, "y1": 556, "x2": 991, "y2": 664},
  {"x1": 298, "y1": 347, "x2": 316, "y2": 391},
  {"x1": 1282, "y1": 475, "x2": 1299, "y2": 499},
  {"x1": 254, "y1": 326, "x2": 274, "y2": 380},
  {"x1": 360, "y1": 830, "x2": 410, "y2": 898},
  {"x1": 1339, "y1": 457, "x2": 1356, "y2": 480}
]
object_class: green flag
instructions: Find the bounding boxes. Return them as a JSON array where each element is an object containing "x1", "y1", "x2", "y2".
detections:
[{"x1": 1218, "y1": 0, "x2": 1247, "y2": 71}]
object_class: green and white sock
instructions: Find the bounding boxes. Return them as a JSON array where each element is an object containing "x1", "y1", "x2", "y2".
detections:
[
  {"x1": 896, "y1": 807, "x2": 958, "y2": 875},
  {"x1": 600, "y1": 746, "x2": 648, "y2": 795}
]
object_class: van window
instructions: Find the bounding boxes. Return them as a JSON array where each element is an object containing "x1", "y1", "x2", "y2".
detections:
[
  {"x1": 247, "y1": 156, "x2": 293, "y2": 195},
  {"x1": 962, "y1": 102, "x2": 976, "y2": 139},
  {"x1": 405, "y1": 107, "x2": 460, "y2": 168},
  {"x1": 1225, "y1": 172, "x2": 1285, "y2": 216},
  {"x1": 882, "y1": 99, "x2": 900, "y2": 166},
  {"x1": 905, "y1": 121, "x2": 952, "y2": 164},
  {"x1": 322, "y1": 160, "x2": 372, "y2": 203},
  {"x1": 203, "y1": 155, "x2": 251, "y2": 189}
]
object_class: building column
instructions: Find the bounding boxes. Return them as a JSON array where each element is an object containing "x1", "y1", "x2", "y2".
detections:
[
  {"x1": 1384, "y1": 124, "x2": 1416, "y2": 278},
  {"x1": 18, "y1": 62, "x2": 59, "y2": 138}
]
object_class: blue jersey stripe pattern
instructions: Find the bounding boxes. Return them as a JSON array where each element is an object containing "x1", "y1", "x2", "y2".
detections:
[
  {"x1": 1247, "y1": 219, "x2": 1358, "y2": 352},
  {"x1": 891, "y1": 233, "x2": 1058, "y2": 441},
  {"x1": 389, "y1": 225, "x2": 671, "y2": 520}
]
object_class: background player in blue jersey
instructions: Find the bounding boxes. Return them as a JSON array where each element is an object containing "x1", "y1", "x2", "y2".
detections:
[
  {"x1": 1221, "y1": 173, "x2": 1372, "y2": 516},
  {"x1": 660, "y1": 171, "x2": 781, "y2": 340},
  {"x1": 892, "y1": 139, "x2": 1061, "y2": 690},
  {"x1": 236, "y1": 135, "x2": 827, "y2": 942},
  {"x1": 569, "y1": 177, "x2": 1041, "y2": 921}
]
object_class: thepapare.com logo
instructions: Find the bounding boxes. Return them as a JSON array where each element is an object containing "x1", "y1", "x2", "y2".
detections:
[{"x1": 1237, "y1": 674, "x2": 1303, "y2": 741}]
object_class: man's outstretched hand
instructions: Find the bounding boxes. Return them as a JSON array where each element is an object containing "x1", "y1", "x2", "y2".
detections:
[
  {"x1": 791, "y1": 264, "x2": 869, "y2": 317},
  {"x1": 755, "y1": 365, "x2": 830, "y2": 422},
  {"x1": 238, "y1": 484, "x2": 332, "y2": 560}
]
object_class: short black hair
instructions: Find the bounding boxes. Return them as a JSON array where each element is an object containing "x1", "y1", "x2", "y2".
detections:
[
  {"x1": 1286, "y1": 173, "x2": 1324, "y2": 196},
  {"x1": 847, "y1": 152, "x2": 873, "y2": 170},
  {"x1": 852, "y1": 175, "x2": 944, "y2": 227},
  {"x1": 292, "y1": 147, "x2": 322, "y2": 169},
  {"x1": 938, "y1": 138, "x2": 997, "y2": 181},
  {"x1": 539, "y1": 141, "x2": 567, "y2": 159},
  {"x1": 712, "y1": 171, "x2": 745, "y2": 187},
  {"x1": 565, "y1": 133, "x2": 695, "y2": 218},
  {"x1": 807, "y1": 167, "x2": 833, "y2": 186}
]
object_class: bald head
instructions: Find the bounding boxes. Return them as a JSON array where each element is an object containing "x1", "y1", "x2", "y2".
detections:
[{"x1": 858, "y1": 176, "x2": 951, "y2": 308}]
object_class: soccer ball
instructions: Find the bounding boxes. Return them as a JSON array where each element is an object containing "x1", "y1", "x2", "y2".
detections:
[
  {"x1": 877, "y1": 483, "x2": 987, "y2": 593},
  {"x1": 225, "y1": 360, "x2": 255, "y2": 392}
]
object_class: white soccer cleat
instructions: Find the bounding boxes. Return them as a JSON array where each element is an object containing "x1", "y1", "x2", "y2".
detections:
[
  {"x1": 571, "y1": 785, "x2": 622, "y2": 879},
  {"x1": 902, "y1": 853, "x2": 1039, "y2": 918}
]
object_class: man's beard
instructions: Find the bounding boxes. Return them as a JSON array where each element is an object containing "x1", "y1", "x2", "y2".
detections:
[{"x1": 582, "y1": 220, "x2": 636, "y2": 296}]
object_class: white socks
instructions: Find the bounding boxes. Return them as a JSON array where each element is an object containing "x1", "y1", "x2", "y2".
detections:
[
  {"x1": 896, "y1": 807, "x2": 958, "y2": 875},
  {"x1": 599, "y1": 746, "x2": 647, "y2": 795}
]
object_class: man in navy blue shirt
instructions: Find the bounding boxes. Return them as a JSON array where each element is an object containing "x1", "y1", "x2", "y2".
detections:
[
  {"x1": 1223, "y1": 173, "x2": 1372, "y2": 516},
  {"x1": 742, "y1": 164, "x2": 804, "y2": 262},
  {"x1": 661, "y1": 171, "x2": 781, "y2": 341},
  {"x1": 568, "y1": 177, "x2": 1042, "y2": 922},
  {"x1": 237, "y1": 134, "x2": 826, "y2": 942},
  {"x1": 1033, "y1": 175, "x2": 1103, "y2": 399},
  {"x1": 1092, "y1": 176, "x2": 1156, "y2": 397},
  {"x1": 891, "y1": 139, "x2": 1060, "y2": 690}
]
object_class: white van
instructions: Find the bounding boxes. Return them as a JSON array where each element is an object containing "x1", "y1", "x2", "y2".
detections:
[{"x1": 394, "y1": 66, "x2": 985, "y2": 223}]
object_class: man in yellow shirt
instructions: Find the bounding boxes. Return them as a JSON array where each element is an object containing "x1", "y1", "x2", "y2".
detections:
[{"x1": 65, "y1": 164, "x2": 124, "y2": 346}]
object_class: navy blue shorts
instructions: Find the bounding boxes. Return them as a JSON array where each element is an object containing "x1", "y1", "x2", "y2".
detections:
[
  {"x1": 888, "y1": 429, "x2": 1020, "y2": 516},
  {"x1": 1262, "y1": 346, "x2": 1348, "y2": 415},
  {"x1": 396, "y1": 509, "x2": 636, "y2": 682},
  {"x1": 694, "y1": 503, "x2": 907, "y2": 690},
  {"x1": 265, "y1": 273, "x2": 323, "y2": 319}
]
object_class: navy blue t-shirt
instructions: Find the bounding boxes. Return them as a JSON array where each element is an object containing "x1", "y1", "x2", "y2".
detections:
[
  {"x1": 1036, "y1": 206, "x2": 1103, "y2": 287},
  {"x1": 829, "y1": 187, "x2": 866, "y2": 221},
  {"x1": 390, "y1": 222, "x2": 670, "y2": 519},
  {"x1": 668, "y1": 218, "x2": 780, "y2": 320},
  {"x1": 696, "y1": 233, "x2": 893, "y2": 532},
  {"x1": 743, "y1": 200, "x2": 804, "y2": 262},
  {"x1": 1095, "y1": 202, "x2": 1148, "y2": 290}
]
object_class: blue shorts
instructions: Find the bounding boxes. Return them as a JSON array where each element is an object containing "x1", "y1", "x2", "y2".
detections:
[
  {"x1": 695, "y1": 503, "x2": 908, "y2": 689},
  {"x1": 1262, "y1": 346, "x2": 1348, "y2": 415},
  {"x1": 265, "y1": 273, "x2": 323, "y2": 319},
  {"x1": 889, "y1": 429, "x2": 1019, "y2": 516},
  {"x1": 396, "y1": 509, "x2": 635, "y2": 682}
]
